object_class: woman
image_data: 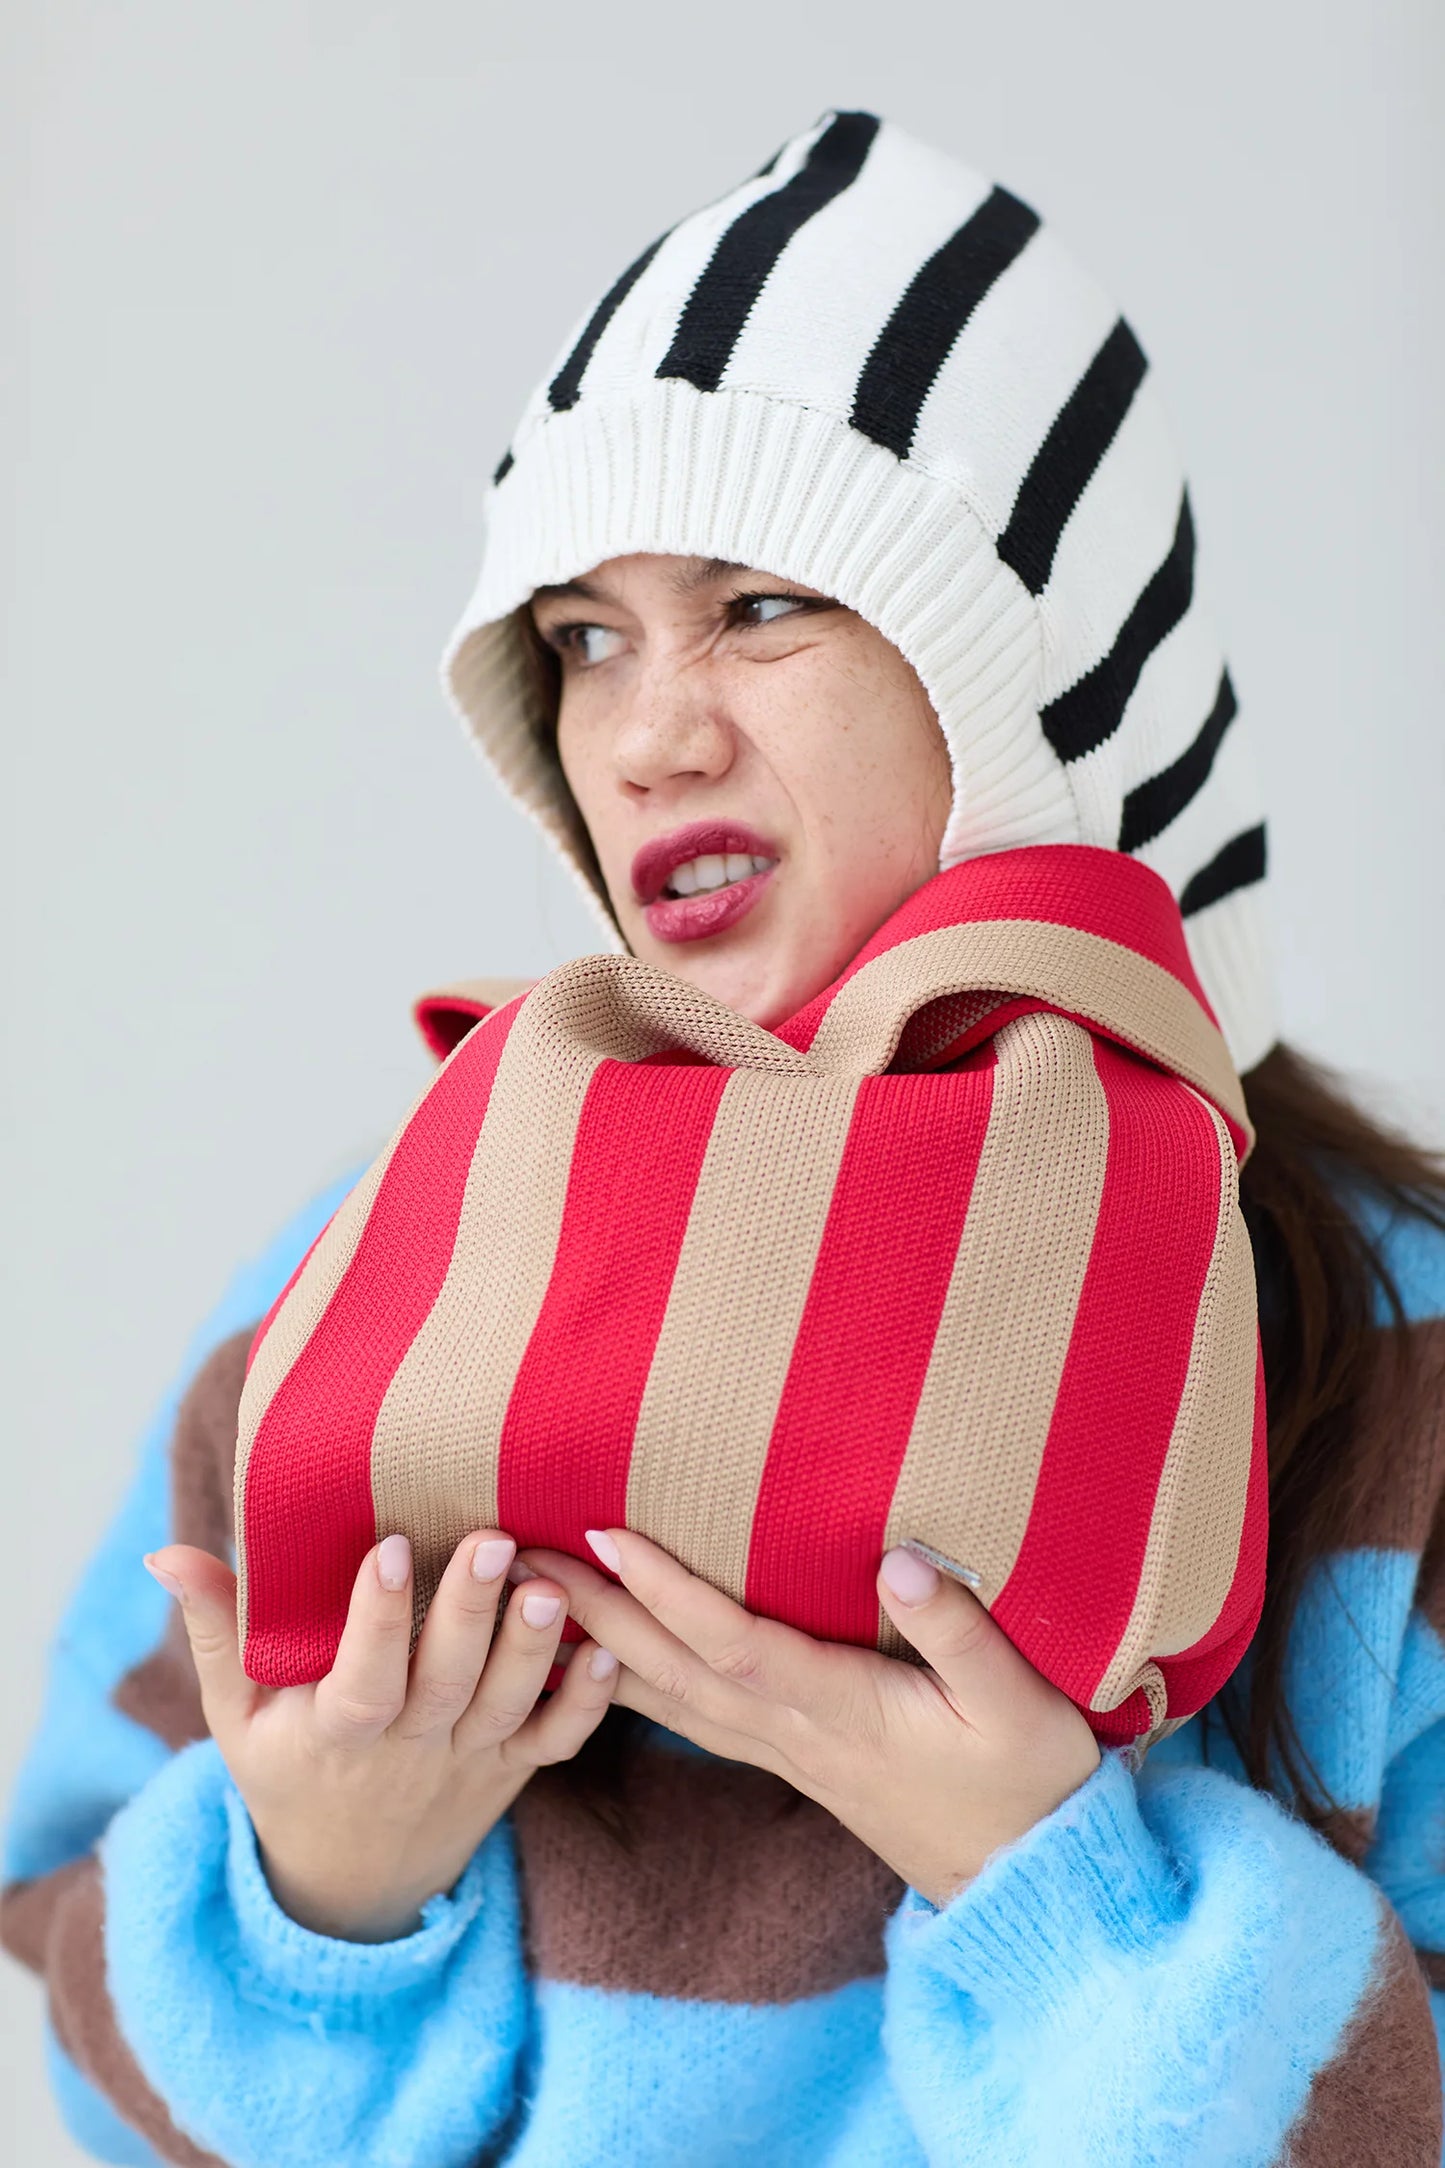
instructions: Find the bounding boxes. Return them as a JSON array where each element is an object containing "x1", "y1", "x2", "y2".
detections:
[{"x1": 5, "y1": 109, "x2": 1444, "y2": 2167}]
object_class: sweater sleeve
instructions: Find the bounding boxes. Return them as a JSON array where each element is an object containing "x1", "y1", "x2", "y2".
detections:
[
  {"x1": 96, "y1": 1739, "x2": 527, "y2": 2168},
  {"x1": 0, "y1": 1169, "x2": 449, "y2": 2166},
  {"x1": 881, "y1": 1749, "x2": 1442, "y2": 2168}
]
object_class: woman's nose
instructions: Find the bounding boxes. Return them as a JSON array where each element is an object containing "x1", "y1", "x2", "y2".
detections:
[{"x1": 610, "y1": 663, "x2": 735, "y2": 795}]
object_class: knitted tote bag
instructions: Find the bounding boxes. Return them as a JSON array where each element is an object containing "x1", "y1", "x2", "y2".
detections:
[{"x1": 235, "y1": 845, "x2": 1267, "y2": 1744}]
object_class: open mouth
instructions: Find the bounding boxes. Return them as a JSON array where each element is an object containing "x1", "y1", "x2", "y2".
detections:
[
  {"x1": 660, "y1": 850, "x2": 776, "y2": 899},
  {"x1": 631, "y1": 822, "x2": 780, "y2": 946}
]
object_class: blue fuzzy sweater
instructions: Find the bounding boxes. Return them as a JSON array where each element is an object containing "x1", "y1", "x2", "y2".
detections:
[{"x1": 4, "y1": 1173, "x2": 1445, "y2": 2167}]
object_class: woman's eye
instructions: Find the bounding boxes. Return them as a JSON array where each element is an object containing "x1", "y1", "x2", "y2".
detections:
[
  {"x1": 562, "y1": 623, "x2": 627, "y2": 666},
  {"x1": 737, "y1": 593, "x2": 808, "y2": 626}
]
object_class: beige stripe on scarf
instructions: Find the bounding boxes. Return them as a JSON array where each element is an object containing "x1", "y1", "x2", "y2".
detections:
[
  {"x1": 1088, "y1": 1092, "x2": 1259, "y2": 1714},
  {"x1": 625, "y1": 1068, "x2": 862, "y2": 1601},
  {"x1": 878, "y1": 1011, "x2": 1111, "y2": 1654},
  {"x1": 806, "y1": 919, "x2": 1249, "y2": 1141}
]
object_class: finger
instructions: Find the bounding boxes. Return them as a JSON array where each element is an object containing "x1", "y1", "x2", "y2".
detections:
[
  {"x1": 144, "y1": 1545, "x2": 255, "y2": 1736},
  {"x1": 393, "y1": 1531, "x2": 516, "y2": 1740},
  {"x1": 608, "y1": 1662, "x2": 771, "y2": 1768},
  {"x1": 313, "y1": 1534, "x2": 416, "y2": 1747},
  {"x1": 877, "y1": 1547, "x2": 1027, "y2": 1718},
  {"x1": 452, "y1": 1573, "x2": 570, "y2": 1754},
  {"x1": 580, "y1": 1528, "x2": 803, "y2": 1696},
  {"x1": 528, "y1": 1533, "x2": 830, "y2": 1723},
  {"x1": 516, "y1": 1546, "x2": 724, "y2": 1720},
  {"x1": 510, "y1": 1639, "x2": 619, "y2": 1767}
]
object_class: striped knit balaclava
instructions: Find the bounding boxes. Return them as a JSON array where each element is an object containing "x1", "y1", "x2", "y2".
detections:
[{"x1": 443, "y1": 109, "x2": 1276, "y2": 1074}]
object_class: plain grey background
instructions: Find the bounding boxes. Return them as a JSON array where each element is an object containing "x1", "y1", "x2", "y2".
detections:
[{"x1": 4, "y1": 3, "x2": 1443, "y2": 2159}]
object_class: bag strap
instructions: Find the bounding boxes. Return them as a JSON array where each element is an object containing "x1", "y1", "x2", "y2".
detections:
[{"x1": 411, "y1": 849, "x2": 1251, "y2": 1156}]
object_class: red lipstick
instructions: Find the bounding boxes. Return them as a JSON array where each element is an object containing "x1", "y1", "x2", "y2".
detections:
[{"x1": 630, "y1": 820, "x2": 779, "y2": 946}]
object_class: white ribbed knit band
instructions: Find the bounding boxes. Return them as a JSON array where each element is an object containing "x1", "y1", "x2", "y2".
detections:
[{"x1": 442, "y1": 110, "x2": 1278, "y2": 1073}]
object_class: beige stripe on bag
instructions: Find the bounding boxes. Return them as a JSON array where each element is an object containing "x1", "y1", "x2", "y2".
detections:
[{"x1": 878, "y1": 1012, "x2": 1111, "y2": 1652}]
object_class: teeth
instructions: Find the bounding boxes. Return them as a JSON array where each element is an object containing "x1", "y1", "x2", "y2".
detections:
[{"x1": 661, "y1": 851, "x2": 775, "y2": 900}]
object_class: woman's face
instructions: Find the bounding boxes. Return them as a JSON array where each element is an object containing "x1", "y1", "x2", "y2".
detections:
[{"x1": 529, "y1": 553, "x2": 952, "y2": 1026}]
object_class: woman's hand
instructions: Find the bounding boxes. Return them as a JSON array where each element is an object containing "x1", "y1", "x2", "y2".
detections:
[
  {"x1": 524, "y1": 1531, "x2": 1100, "y2": 1907},
  {"x1": 142, "y1": 1530, "x2": 618, "y2": 1942}
]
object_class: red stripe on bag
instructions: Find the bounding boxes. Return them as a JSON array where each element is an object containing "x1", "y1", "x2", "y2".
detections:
[
  {"x1": 778, "y1": 845, "x2": 1214, "y2": 1052},
  {"x1": 744, "y1": 1053, "x2": 996, "y2": 1644},
  {"x1": 496, "y1": 1059, "x2": 730, "y2": 1560},
  {"x1": 991, "y1": 1040, "x2": 1223, "y2": 1706},
  {"x1": 241, "y1": 997, "x2": 527, "y2": 1684}
]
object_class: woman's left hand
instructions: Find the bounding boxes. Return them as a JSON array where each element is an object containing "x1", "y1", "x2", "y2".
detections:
[{"x1": 517, "y1": 1530, "x2": 1101, "y2": 1907}]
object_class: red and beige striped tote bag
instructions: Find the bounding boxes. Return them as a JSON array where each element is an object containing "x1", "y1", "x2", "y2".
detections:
[{"x1": 235, "y1": 844, "x2": 1266, "y2": 1744}]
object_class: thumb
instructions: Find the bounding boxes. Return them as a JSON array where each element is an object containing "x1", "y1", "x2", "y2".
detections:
[
  {"x1": 144, "y1": 1544, "x2": 255, "y2": 1735},
  {"x1": 877, "y1": 1546, "x2": 1031, "y2": 1722}
]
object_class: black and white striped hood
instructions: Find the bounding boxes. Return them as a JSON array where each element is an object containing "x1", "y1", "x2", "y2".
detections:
[{"x1": 444, "y1": 109, "x2": 1275, "y2": 1072}]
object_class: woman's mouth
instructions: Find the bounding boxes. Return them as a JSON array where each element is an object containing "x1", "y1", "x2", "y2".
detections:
[{"x1": 631, "y1": 823, "x2": 780, "y2": 945}]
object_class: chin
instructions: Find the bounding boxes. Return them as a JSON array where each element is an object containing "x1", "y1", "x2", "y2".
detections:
[{"x1": 635, "y1": 939, "x2": 780, "y2": 1026}]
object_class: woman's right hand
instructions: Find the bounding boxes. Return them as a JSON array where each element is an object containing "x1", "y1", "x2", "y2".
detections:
[{"x1": 141, "y1": 1529, "x2": 617, "y2": 1942}]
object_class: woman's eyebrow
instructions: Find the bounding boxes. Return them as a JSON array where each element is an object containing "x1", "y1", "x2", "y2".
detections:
[
  {"x1": 665, "y1": 556, "x2": 748, "y2": 596},
  {"x1": 531, "y1": 575, "x2": 608, "y2": 605}
]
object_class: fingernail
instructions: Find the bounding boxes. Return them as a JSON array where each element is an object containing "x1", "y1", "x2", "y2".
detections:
[
  {"x1": 584, "y1": 1529, "x2": 622, "y2": 1574},
  {"x1": 506, "y1": 1558, "x2": 538, "y2": 1585},
  {"x1": 143, "y1": 1555, "x2": 184, "y2": 1600},
  {"x1": 880, "y1": 1546, "x2": 939, "y2": 1606},
  {"x1": 377, "y1": 1533, "x2": 412, "y2": 1591},
  {"x1": 521, "y1": 1591, "x2": 562, "y2": 1629},
  {"x1": 471, "y1": 1536, "x2": 515, "y2": 1583},
  {"x1": 588, "y1": 1646, "x2": 619, "y2": 1681}
]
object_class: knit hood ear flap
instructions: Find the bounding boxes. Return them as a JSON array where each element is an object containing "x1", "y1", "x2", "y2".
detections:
[
  {"x1": 446, "y1": 607, "x2": 627, "y2": 952},
  {"x1": 441, "y1": 108, "x2": 1279, "y2": 1075}
]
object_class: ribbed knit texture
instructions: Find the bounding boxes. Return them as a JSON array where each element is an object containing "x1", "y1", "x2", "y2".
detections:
[{"x1": 442, "y1": 110, "x2": 1277, "y2": 1073}]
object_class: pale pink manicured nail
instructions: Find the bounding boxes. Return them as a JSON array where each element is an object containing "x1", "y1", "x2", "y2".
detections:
[
  {"x1": 143, "y1": 1555, "x2": 184, "y2": 1600},
  {"x1": 588, "y1": 1646, "x2": 619, "y2": 1681},
  {"x1": 376, "y1": 1533, "x2": 412, "y2": 1591},
  {"x1": 470, "y1": 1536, "x2": 515, "y2": 1583},
  {"x1": 880, "y1": 1546, "x2": 939, "y2": 1606},
  {"x1": 521, "y1": 1591, "x2": 562, "y2": 1629},
  {"x1": 506, "y1": 1558, "x2": 538, "y2": 1585},
  {"x1": 584, "y1": 1529, "x2": 622, "y2": 1574}
]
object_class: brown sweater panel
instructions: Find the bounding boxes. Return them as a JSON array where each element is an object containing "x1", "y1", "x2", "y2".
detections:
[
  {"x1": 170, "y1": 1323, "x2": 252, "y2": 1560},
  {"x1": 1280, "y1": 1906, "x2": 1443, "y2": 2167},
  {"x1": 511, "y1": 1746, "x2": 903, "y2": 2003},
  {"x1": 111, "y1": 1326, "x2": 253, "y2": 1750},
  {"x1": 1, "y1": 1855, "x2": 230, "y2": 2168}
]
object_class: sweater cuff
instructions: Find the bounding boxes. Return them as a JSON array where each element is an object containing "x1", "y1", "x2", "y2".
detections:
[
  {"x1": 219, "y1": 1776, "x2": 500, "y2": 2016},
  {"x1": 887, "y1": 1749, "x2": 1185, "y2": 2030}
]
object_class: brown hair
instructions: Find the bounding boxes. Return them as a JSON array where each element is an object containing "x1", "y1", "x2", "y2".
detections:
[{"x1": 1214, "y1": 1043, "x2": 1445, "y2": 1819}]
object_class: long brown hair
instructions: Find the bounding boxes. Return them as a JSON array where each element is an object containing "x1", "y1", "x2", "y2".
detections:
[{"x1": 1218, "y1": 1042, "x2": 1445, "y2": 1818}]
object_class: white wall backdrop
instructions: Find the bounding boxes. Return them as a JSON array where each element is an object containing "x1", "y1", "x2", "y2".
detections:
[{"x1": 4, "y1": 3, "x2": 1442, "y2": 2157}]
